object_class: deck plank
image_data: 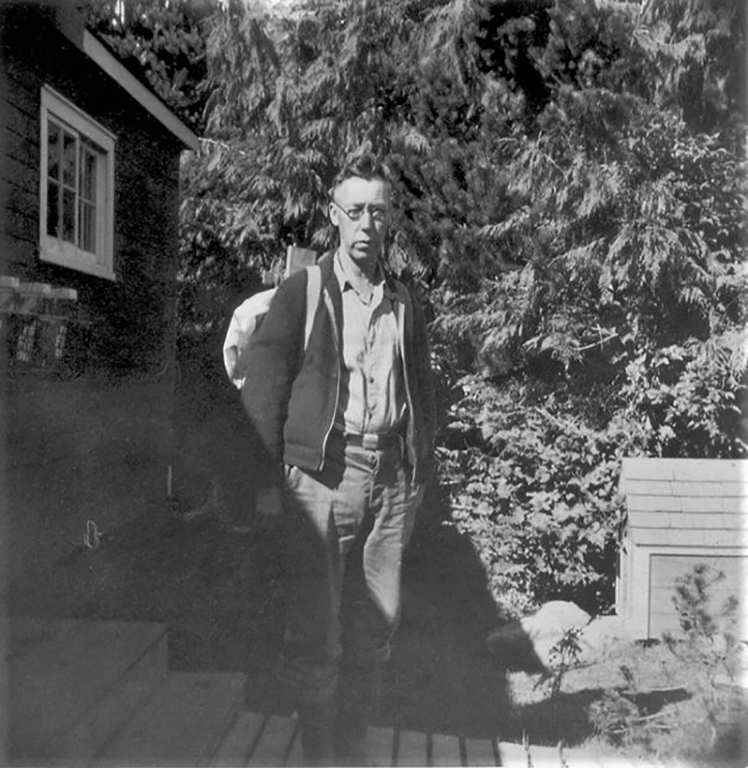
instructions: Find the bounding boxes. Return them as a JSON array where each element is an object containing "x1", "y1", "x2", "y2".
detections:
[
  {"x1": 284, "y1": 724, "x2": 303, "y2": 767},
  {"x1": 368, "y1": 726, "x2": 396, "y2": 767},
  {"x1": 431, "y1": 733, "x2": 462, "y2": 767},
  {"x1": 209, "y1": 712, "x2": 630, "y2": 768},
  {"x1": 247, "y1": 715, "x2": 297, "y2": 767},
  {"x1": 98, "y1": 671, "x2": 245, "y2": 767},
  {"x1": 522, "y1": 742, "x2": 601, "y2": 766},
  {"x1": 465, "y1": 736, "x2": 496, "y2": 766},
  {"x1": 10, "y1": 618, "x2": 168, "y2": 758},
  {"x1": 496, "y1": 741, "x2": 531, "y2": 767},
  {"x1": 397, "y1": 729, "x2": 427, "y2": 766}
]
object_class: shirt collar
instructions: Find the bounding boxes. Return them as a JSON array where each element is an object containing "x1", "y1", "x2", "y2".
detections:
[{"x1": 334, "y1": 248, "x2": 396, "y2": 301}]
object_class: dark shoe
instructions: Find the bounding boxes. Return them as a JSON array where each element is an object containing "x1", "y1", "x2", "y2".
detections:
[
  {"x1": 334, "y1": 663, "x2": 381, "y2": 766},
  {"x1": 298, "y1": 701, "x2": 336, "y2": 766},
  {"x1": 334, "y1": 710, "x2": 368, "y2": 766}
]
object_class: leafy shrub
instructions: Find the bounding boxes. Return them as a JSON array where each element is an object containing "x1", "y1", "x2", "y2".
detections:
[
  {"x1": 670, "y1": 563, "x2": 739, "y2": 641},
  {"x1": 437, "y1": 376, "x2": 636, "y2": 617}
]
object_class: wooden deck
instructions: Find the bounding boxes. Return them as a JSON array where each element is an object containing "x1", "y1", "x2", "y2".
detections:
[
  {"x1": 7, "y1": 617, "x2": 646, "y2": 767},
  {"x1": 210, "y1": 711, "x2": 623, "y2": 767}
]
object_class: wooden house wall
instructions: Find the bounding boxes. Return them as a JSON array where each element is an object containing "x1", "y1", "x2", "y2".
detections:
[
  {"x1": 0, "y1": 4, "x2": 185, "y2": 602},
  {"x1": 1, "y1": 3, "x2": 181, "y2": 373}
]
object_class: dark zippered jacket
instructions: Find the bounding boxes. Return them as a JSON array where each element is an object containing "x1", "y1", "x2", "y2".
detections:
[{"x1": 240, "y1": 252, "x2": 436, "y2": 489}]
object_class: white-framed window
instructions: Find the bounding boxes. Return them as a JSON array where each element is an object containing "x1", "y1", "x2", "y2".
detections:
[{"x1": 39, "y1": 86, "x2": 116, "y2": 280}]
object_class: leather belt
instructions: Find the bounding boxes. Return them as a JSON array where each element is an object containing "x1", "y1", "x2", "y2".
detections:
[{"x1": 343, "y1": 432, "x2": 402, "y2": 451}]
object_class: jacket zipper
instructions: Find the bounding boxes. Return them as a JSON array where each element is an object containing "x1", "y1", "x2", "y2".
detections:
[
  {"x1": 317, "y1": 287, "x2": 340, "y2": 471},
  {"x1": 396, "y1": 285, "x2": 418, "y2": 484}
]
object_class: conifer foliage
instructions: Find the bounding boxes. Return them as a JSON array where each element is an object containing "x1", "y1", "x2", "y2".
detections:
[
  {"x1": 82, "y1": 0, "x2": 214, "y2": 131},
  {"x1": 88, "y1": 0, "x2": 748, "y2": 615}
]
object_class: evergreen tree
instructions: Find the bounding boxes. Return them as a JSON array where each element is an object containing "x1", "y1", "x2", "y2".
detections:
[{"x1": 152, "y1": 0, "x2": 748, "y2": 612}]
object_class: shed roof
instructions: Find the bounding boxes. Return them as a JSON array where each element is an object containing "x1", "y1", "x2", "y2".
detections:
[{"x1": 620, "y1": 458, "x2": 748, "y2": 525}]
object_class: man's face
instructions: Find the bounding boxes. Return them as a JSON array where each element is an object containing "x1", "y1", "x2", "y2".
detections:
[{"x1": 329, "y1": 176, "x2": 390, "y2": 267}]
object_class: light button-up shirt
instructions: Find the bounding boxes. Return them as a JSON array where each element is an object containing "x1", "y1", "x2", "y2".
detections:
[{"x1": 334, "y1": 251, "x2": 407, "y2": 436}]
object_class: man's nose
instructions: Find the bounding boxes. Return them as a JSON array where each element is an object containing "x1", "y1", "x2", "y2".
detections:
[{"x1": 359, "y1": 209, "x2": 377, "y2": 228}]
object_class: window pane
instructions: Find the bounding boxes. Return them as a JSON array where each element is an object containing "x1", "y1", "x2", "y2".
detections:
[
  {"x1": 48, "y1": 122, "x2": 61, "y2": 181},
  {"x1": 79, "y1": 200, "x2": 96, "y2": 253},
  {"x1": 47, "y1": 180, "x2": 60, "y2": 236},
  {"x1": 79, "y1": 148, "x2": 97, "y2": 203},
  {"x1": 62, "y1": 130, "x2": 77, "y2": 189},
  {"x1": 62, "y1": 187, "x2": 75, "y2": 242}
]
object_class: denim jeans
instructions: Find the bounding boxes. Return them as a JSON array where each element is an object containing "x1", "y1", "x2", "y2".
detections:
[{"x1": 276, "y1": 432, "x2": 420, "y2": 707}]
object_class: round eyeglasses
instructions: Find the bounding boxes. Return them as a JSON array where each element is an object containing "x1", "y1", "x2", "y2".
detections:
[{"x1": 330, "y1": 199, "x2": 388, "y2": 222}]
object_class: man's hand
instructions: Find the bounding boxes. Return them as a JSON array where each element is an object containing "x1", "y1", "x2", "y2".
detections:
[{"x1": 254, "y1": 485, "x2": 284, "y2": 530}]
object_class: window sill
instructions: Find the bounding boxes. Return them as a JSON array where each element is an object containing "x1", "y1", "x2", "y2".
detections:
[{"x1": 40, "y1": 242, "x2": 115, "y2": 281}]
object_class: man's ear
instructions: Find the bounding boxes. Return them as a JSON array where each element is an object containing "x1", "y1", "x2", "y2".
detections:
[{"x1": 328, "y1": 202, "x2": 339, "y2": 226}]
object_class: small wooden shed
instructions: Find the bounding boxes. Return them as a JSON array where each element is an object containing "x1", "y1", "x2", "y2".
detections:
[{"x1": 616, "y1": 458, "x2": 748, "y2": 639}]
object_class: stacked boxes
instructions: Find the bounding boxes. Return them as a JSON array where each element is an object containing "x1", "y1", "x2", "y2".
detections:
[
  {"x1": 39, "y1": 287, "x2": 79, "y2": 368},
  {"x1": 0, "y1": 277, "x2": 89, "y2": 375},
  {"x1": 14, "y1": 282, "x2": 51, "y2": 366},
  {"x1": 0, "y1": 276, "x2": 20, "y2": 361}
]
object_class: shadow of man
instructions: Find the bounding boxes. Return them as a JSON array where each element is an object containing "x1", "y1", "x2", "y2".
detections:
[{"x1": 383, "y1": 483, "x2": 513, "y2": 740}]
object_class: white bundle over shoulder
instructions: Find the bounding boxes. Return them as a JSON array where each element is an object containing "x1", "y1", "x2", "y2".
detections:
[
  {"x1": 222, "y1": 288, "x2": 277, "y2": 388},
  {"x1": 222, "y1": 263, "x2": 320, "y2": 390}
]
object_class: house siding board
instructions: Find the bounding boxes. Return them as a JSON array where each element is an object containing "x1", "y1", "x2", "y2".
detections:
[
  {"x1": 6, "y1": 176, "x2": 38, "y2": 218},
  {"x1": 628, "y1": 495, "x2": 683, "y2": 512},
  {"x1": 5, "y1": 206, "x2": 37, "y2": 245},
  {"x1": 681, "y1": 481, "x2": 747, "y2": 498},
  {"x1": 724, "y1": 496, "x2": 748, "y2": 514},
  {"x1": 630, "y1": 511, "x2": 742, "y2": 530},
  {"x1": 624, "y1": 478, "x2": 747, "y2": 498},
  {"x1": 2, "y1": 93, "x2": 38, "y2": 144},
  {"x1": 623, "y1": 479, "x2": 675, "y2": 497},
  {"x1": 618, "y1": 458, "x2": 748, "y2": 639},
  {"x1": 5, "y1": 124, "x2": 40, "y2": 173},
  {"x1": 630, "y1": 527, "x2": 748, "y2": 549},
  {"x1": 0, "y1": 235, "x2": 35, "y2": 275},
  {"x1": 622, "y1": 457, "x2": 746, "y2": 483},
  {"x1": 1, "y1": 4, "x2": 187, "y2": 593},
  {"x1": 1, "y1": 79, "x2": 40, "y2": 269},
  {"x1": 1, "y1": 149, "x2": 37, "y2": 193}
]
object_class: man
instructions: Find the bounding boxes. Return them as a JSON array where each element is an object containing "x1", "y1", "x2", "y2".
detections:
[{"x1": 241, "y1": 153, "x2": 436, "y2": 766}]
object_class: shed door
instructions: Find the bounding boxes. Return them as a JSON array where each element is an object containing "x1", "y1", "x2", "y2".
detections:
[{"x1": 649, "y1": 554, "x2": 746, "y2": 637}]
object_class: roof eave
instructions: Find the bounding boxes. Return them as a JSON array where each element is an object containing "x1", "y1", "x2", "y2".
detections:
[{"x1": 79, "y1": 29, "x2": 200, "y2": 152}]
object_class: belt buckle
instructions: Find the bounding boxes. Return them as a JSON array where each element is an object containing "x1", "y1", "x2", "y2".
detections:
[{"x1": 361, "y1": 433, "x2": 379, "y2": 451}]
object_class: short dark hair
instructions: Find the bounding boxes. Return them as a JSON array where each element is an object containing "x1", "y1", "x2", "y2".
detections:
[{"x1": 329, "y1": 152, "x2": 392, "y2": 195}]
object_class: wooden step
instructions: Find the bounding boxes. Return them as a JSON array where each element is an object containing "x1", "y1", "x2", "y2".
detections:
[
  {"x1": 97, "y1": 671, "x2": 246, "y2": 767},
  {"x1": 246, "y1": 715, "x2": 298, "y2": 767},
  {"x1": 8, "y1": 616, "x2": 168, "y2": 761},
  {"x1": 209, "y1": 711, "x2": 266, "y2": 767}
]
